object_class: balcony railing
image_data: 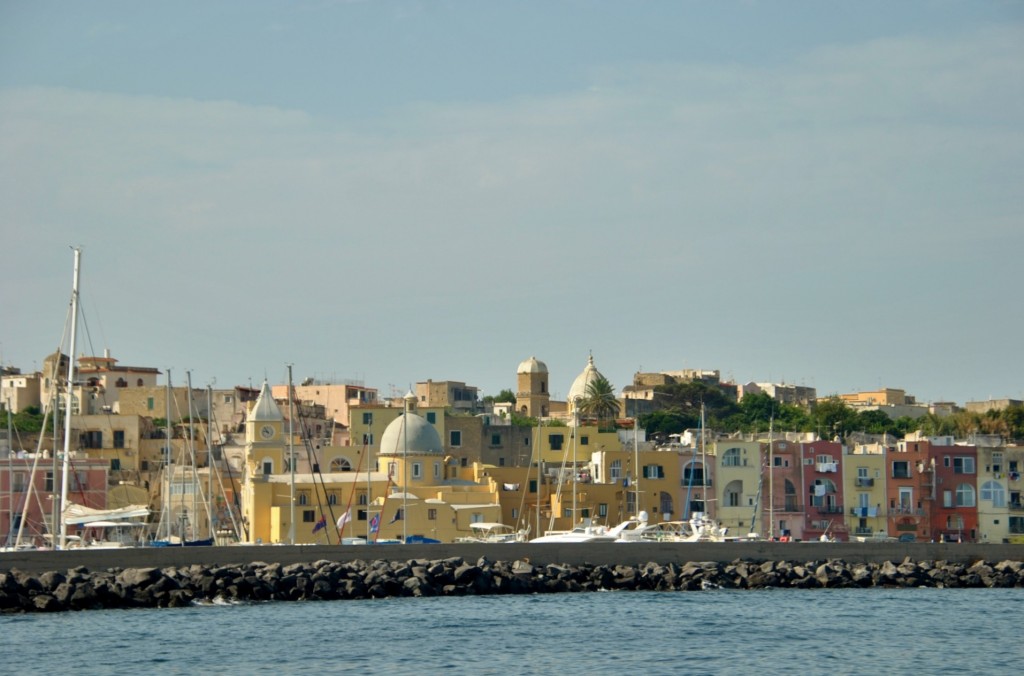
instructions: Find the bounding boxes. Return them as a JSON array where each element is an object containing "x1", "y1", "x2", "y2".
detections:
[
  {"x1": 892, "y1": 470, "x2": 912, "y2": 479},
  {"x1": 681, "y1": 477, "x2": 712, "y2": 487},
  {"x1": 1009, "y1": 502, "x2": 1024, "y2": 512},
  {"x1": 855, "y1": 478, "x2": 874, "y2": 487},
  {"x1": 816, "y1": 505, "x2": 845, "y2": 515},
  {"x1": 854, "y1": 527, "x2": 875, "y2": 535}
]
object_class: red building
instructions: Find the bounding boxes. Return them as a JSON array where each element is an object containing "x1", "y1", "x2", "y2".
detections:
[
  {"x1": 801, "y1": 440, "x2": 848, "y2": 540},
  {"x1": 1, "y1": 453, "x2": 109, "y2": 547},
  {"x1": 929, "y1": 442, "x2": 979, "y2": 542}
]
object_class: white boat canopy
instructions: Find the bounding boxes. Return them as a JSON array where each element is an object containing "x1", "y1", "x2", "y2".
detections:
[{"x1": 63, "y1": 503, "x2": 150, "y2": 525}]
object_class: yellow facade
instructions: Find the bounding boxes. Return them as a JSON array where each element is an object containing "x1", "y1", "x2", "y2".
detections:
[
  {"x1": 713, "y1": 440, "x2": 762, "y2": 534},
  {"x1": 843, "y1": 445, "x2": 889, "y2": 539}
]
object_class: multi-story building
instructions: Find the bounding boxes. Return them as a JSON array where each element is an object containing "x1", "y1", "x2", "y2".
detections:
[
  {"x1": 714, "y1": 440, "x2": 762, "y2": 535},
  {"x1": 415, "y1": 380, "x2": 479, "y2": 413},
  {"x1": 801, "y1": 440, "x2": 847, "y2": 540},
  {"x1": 930, "y1": 441, "x2": 979, "y2": 542},
  {"x1": 762, "y1": 439, "x2": 805, "y2": 540},
  {"x1": 271, "y1": 380, "x2": 378, "y2": 428},
  {"x1": 844, "y1": 443, "x2": 888, "y2": 539}
]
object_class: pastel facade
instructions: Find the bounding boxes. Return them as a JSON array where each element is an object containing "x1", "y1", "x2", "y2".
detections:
[{"x1": 714, "y1": 440, "x2": 762, "y2": 535}]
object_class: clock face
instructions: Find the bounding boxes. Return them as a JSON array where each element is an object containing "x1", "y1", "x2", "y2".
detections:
[{"x1": 260, "y1": 425, "x2": 274, "y2": 440}]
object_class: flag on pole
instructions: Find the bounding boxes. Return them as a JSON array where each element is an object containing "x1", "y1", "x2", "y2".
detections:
[
  {"x1": 336, "y1": 509, "x2": 352, "y2": 532},
  {"x1": 388, "y1": 509, "x2": 403, "y2": 524},
  {"x1": 312, "y1": 515, "x2": 327, "y2": 534},
  {"x1": 369, "y1": 513, "x2": 380, "y2": 534}
]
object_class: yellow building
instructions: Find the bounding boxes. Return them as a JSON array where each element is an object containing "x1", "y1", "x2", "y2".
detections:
[
  {"x1": 713, "y1": 440, "x2": 762, "y2": 535},
  {"x1": 844, "y1": 443, "x2": 889, "y2": 539},
  {"x1": 240, "y1": 385, "x2": 502, "y2": 544}
]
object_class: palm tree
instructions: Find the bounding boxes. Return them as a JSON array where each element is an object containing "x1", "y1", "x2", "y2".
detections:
[{"x1": 578, "y1": 375, "x2": 620, "y2": 425}]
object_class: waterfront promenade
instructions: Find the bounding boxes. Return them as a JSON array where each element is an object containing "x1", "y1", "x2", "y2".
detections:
[{"x1": 3, "y1": 541, "x2": 1022, "y2": 575}]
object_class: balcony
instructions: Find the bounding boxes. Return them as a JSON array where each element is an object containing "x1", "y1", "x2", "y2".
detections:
[
  {"x1": 1009, "y1": 502, "x2": 1024, "y2": 512},
  {"x1": 816, "y1": 462, "x2": 838, "y2": 473},
  {"x1": 681, "y1": 477, "x2": 712, "y2": 487},
  {"x1": 815, "y1": 505, "x2": 844, "y2": 515},
  {"x1": 892, "y1": 470, "x2": 912, "y2": 479},
  {"x1": 855, "y1": 478, "x2": 874, "y2": 487},
  {"x1": 854, "y1": 527, "x2": 875, "y2": 536}
]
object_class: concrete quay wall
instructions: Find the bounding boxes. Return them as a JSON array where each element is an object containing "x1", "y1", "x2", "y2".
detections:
[{"x1": 3, "y1": 542, "x2": 1022, "y2": 575}]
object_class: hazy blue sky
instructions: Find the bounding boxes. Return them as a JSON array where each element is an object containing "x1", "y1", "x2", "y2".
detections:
[{"x1": 1, "y1": 1, "x2": 1022, "y2": 404}]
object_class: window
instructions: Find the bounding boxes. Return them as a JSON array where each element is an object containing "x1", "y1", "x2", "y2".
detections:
[
  {"x1": 722, "y1": 448, "x2": 743, "y2": 467},
  {"x1": 471, "y1": 513, "x2": 484, "y2": 524},
  {"x1": 892, "y1": 461, "x2": 910, "y2": 478},
  {"x1": 110, "y1": 458, "x2": 121, "y2": 471},
  {"x1": 113, "y1": 431, "x2": 125, "y2": 449},
  {"x1": 357, "y1": 509, "x2": 367, "y2": 521},
  {"x1": 1009, "y1": 516, "x2": 1024, "y2": 534},
  {"x1": 529, "y1": 479, "x2": 537, "y2": 493},
  {"x1": 725, "y1": 480, "x2": 743, "y2": 507},
  {"x1": 610, "y1": 460, "x2": 622, "y2": 481},
  {"x1": 327, "y1": 493, "x2": 337, "y2": 505},
  {"x1": 298, "y1": 492, "x2": 308, "y2": 506},
  {"x1": 580, "y1": 436, "x2": 589, "y2": 446},
  {"x1": 549, "y1": 434, "x2": 564, "y2": 451},
  {"x1": 981, "y1": 480, "x2": 1005, "y2": 507},
  {"x1": 330, "y1": 457, "x2": 352, "y2": 472},
  {"x1": 358, "y1": 493, "x2": 368, "y2": 505},
  {"x1": 45, "y1": 471, "x2": 54, "y2": 492},
  {"x1": 434, "y1": 462, "x2": 441, "y2": 479},
  {"x1": 428, "y1": 508, "x2": 437, "y2": 520},
  {"x1": 943, "y1": 491, "x2": 953, "y2": 508},
  {"x1": 426, "y1": 412, "x2": 436, "y2": 424},
  {"x1": 946, "y1": 514, "x2": 964, "y2": 530},
  {"x1": 147, "y1": 397, "x2": 154, "y2": 411},
  {"x1": 262, "y1": 458, "x2": 273, "y2": 474},
  {"x1": 362, "y1": 412, "x2": 373, "y2": 425},
  {"x1": 643, "y1": 465, "x2": 665, "y2": 479},
  {"x1": 450, "y1": 430, "x2": 462, "y2": 447},
  {"x1": 361, "y1": 433, "x2": 373, "y2": 445},
  {"x1": 12, "y1": 472, "x2": 26, "y2": 492},
  {"x1": 491, "y1": 434, "x2": 501, "y2": 446},
  {"x1": 524, "y1": 437, "x2": 529, "y2": 446},
  {"x1": 953, "y1": 457, "x2": 975, "y2": 474},
  {"x1": 956, "y1": 483, "x2": 976, "y2": 507},
  {"x1": 816, "y1": 455, "x2": 833, "y2": 464},
  {"x1": 598, "y1": 503, "x2": 608, "y2": 517},
  {"x1": 302, "y1": 510, "x2": 315, "y2": 523},
  {"x1": 511, "y1": 508, "x2": 519, "y2": 519},
  {"x1": 412, "y1": 462, "x2": 422, "y2": 479},
  {"x1": 992, "y1": 453, "x2": 1003, "y2": 473},
  {"x1": 858, "y1": 467, "x2": 868, "y2": 479}
]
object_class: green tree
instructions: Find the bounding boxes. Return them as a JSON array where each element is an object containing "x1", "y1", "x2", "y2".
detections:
[
  {"x1": 578, "y1": 375, "x2": 620, "y2": 425},
  {"x1": 483, "y1": 389, "x2": 517, "y2": 405},
  {"x1": 639, "y1": 408, "x2": 694, "y2": 436}
]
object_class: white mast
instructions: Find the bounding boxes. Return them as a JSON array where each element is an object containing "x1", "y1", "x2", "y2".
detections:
[
  {"x1": 58, "y1": 247, "x2": 81, "y2": 550},
  {"x1": 287, "y1": 364, "x2": 295, "y2": 545},
  {"x1": 768, "y1": 415, "x2": 775, "y2": 539},
  {"x1": 634, "y1": 417, "x2": 640, "y2": 519},
  {"x1": 402, "y1": 390, "x2": 415, "y2": 542}
]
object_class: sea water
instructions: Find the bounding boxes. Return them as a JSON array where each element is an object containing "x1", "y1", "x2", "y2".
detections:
[{"x1": 2, "y1": 588, "x2": 1021, "y2": 675}]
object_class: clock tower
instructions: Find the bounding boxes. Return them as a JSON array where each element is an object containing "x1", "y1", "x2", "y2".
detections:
[{"x1": 246, "y1": 381, "x2": 285, "y2": 473}]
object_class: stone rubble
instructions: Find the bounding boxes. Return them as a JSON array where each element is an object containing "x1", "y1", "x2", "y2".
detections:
[{"x1": 1, "y1": 557, "x2": 1021, "y2": 613}]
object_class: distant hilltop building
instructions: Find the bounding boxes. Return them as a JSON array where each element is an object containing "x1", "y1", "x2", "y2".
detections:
[
  {"x1": 740, "y1": 382, "x2": 817, "y2": 408},
  {"x1": 836, "y1": 387, "x2": 930, "y2": 420},
  {"x1": 415, "y1": 379, "x2": 479, "y2": 414},
  {"x1": 965, "y1": 399, "x2": 1024, "y2": 414},
  {"x1": 515, "y1": 356, "x2": 550, "y2": 417},
  {"x1": 622, "y1": 368, "x2": 722, "y2": 417}
]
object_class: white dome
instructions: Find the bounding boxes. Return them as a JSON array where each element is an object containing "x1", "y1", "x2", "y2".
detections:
[
  {"x1": 517, "y1": 356, "x2": 548, "y2": 374},
  {"x1": 567, "y1": 355, "x2": 604, "y2": 405},
  {"x1": 379, "y1": 412, "x2": 444, "y2": 456}
]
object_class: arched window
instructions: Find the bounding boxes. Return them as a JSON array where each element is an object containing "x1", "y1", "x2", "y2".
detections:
[
  {"x1": 722, "y1": 448, "x2": 743, "y2": 467},
  {"x1": 610, "y1": 459, "x2": 622, "y2": 481},
  {"x1": 725, "y1": 479, "x2": 743, "y2": 507},
  {"x1": 327, "y1": 493, "x2": 337, "y2": 505},
  {"x1": 137, "y1": 378, "x2": 144, "y2": 386},
  {"x1": 298, "y1": 492, "x2": 308, "y2": 506},
  {"x1": 659, "y1": 491, "x2": 673, "y2": 518},
  {"x1": 784, "y1": 479, "x2": 798, "y2": 511},
  {"x1": 330, "y1": 457, "x2": 352, "y2": 472},
  {"x1": 956, "y1": 483, "x2": 976, "y2": 507},
  {"x1": 980, "y1": 480, "x2": 1005, "y2": 507}
]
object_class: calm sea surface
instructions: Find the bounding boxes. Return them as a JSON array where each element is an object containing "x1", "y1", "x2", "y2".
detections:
[{"x1": 2, "y1": 588, "x2": 1021, "y2": 675}]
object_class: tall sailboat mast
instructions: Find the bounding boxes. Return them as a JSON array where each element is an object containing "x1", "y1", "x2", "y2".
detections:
[
  {"x1": 58, "y1": 247, "x2": 81, "y2": 550},
  {"x1": 287, "y1": 364, "x2": 295, "y2": 545}
]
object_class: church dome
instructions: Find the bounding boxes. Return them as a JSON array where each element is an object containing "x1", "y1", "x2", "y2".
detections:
[
  {"x1": 379, "y1": 412, "x2": 444, "y2": 456},
  {"x1": 517, "y1": 356, "x2": 548, "y2": 374},
  {"x1": 567, "y1": 355, "x2": 604, "y2": 405}
]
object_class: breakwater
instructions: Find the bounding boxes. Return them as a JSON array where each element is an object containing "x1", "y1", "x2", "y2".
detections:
[{"x1": 2, "y1": 556, "x2": 1022, "y2": 613}]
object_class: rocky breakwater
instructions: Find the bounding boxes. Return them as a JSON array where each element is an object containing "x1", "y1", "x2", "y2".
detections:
[{"x1": 2, "y1": 556, "x2": 1022, "y2": 613}]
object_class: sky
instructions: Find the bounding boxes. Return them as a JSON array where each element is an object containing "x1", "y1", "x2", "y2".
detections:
[{"x1": 1, "y1": 1, "x2": 1022, "y2": 405}]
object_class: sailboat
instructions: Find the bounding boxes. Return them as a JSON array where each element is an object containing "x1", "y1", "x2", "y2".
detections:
[{"x1": 150, "y1": 370, "x2": 213, "y2": 547}]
